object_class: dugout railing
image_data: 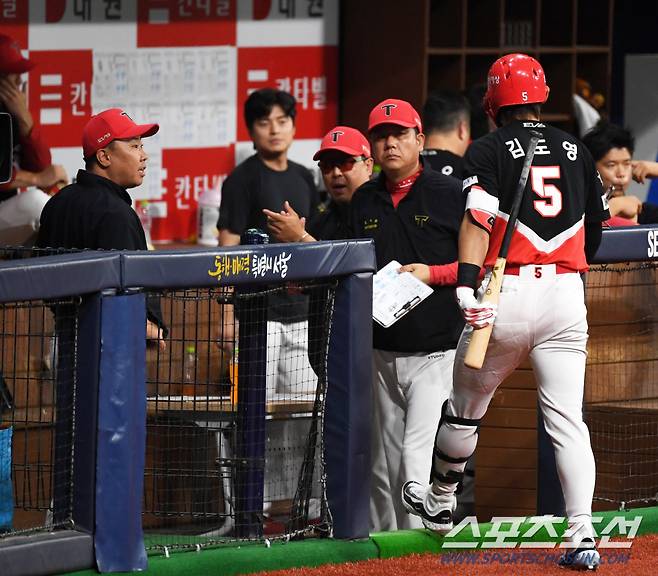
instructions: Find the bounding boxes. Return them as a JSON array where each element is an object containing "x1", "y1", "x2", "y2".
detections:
[
  {"x1": 0, "y1": 240, "x2": 375, "y2": 575},
  {"x1": 2, "y1": 228, "x2": 657, "y2": 575}
]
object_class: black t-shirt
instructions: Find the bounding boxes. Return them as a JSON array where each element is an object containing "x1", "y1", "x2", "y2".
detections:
[
  {"x1": 36, "y1": 169, "x2": 165, "y2": 329},
  {"x1": 307, "y1": 200, "x2": 352, "y2": 241},
  {"x1": 421, "y1": 148, "x2": 464, "y2": 179},
  {"x1": 218, "y1": 154, "x2": 320, "y2": 322},
  {"x1": 463, "y1": 120, "x2": 609, "y2": 271},
  {"x1": 218, "y1": 154, "x2": 319, "y2": 242},
  {"x1": 350, "y1": 160, "x2": 465, "y2": 353}
]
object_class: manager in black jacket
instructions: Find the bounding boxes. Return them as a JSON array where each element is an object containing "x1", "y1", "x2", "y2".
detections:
[
  {"x1": 350, "y1": 99, "x2": 466, "y2": 532},
  {"x1": 36, "y1": 107, "x2": 165, "y2": 348}
]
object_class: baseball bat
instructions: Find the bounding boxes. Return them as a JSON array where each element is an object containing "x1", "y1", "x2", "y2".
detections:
[{"x1": 464, "y1": 131, "x2": 542, "y2": 370}]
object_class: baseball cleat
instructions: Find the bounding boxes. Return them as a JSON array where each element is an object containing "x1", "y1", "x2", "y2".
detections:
[
  {"x1": 401, "y1": 480, "x2": 455, "y2": 534},
  {"x1": 558, "y1": 538, "x2": 600, "y2": 571}
]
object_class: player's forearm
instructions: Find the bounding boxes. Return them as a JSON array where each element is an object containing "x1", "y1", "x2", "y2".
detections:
[
  {"x1": 458, "y1": 213, "x2": 490, "y2": 267},
  {"x1": 10, "y1": 169, "x2": 40, "y2": 188},
  {"x1": 218, "y1": 228, "x2": 241, "y2": 246},
  {"x1": 428, "y1": 262, "x2": 457, "y2": 285},
  {"x1": 18, "y1": 126, "x2": 52, "y2": 171}
]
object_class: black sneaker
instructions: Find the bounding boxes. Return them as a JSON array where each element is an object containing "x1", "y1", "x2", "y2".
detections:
[
  {"x1": 401, "y1": 480, "x2": 454, "y2": 534},
  {"x1": 558, "y1": 538, "x2": 600, "y2": 571}
]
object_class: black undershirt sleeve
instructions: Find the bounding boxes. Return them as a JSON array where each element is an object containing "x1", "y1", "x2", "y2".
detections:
[
  {"x1": 584, "y1": 220, "x2": 602, "y2": 263},
  {"x1": 638, "y1": 202, "x2": 658, "y2": 225}
]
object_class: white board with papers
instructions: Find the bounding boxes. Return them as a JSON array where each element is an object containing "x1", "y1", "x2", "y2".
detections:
[{"x1": 372, "y1": 260, "x2": 434, "y2": 328}]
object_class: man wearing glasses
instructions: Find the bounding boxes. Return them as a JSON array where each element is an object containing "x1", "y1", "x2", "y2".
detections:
[
  {"x1": 263, "y1": 125, "x2": 373, "y2": 242},
  {"x1": 350, "y1": 99, "x2": 466, "y2": 531}
]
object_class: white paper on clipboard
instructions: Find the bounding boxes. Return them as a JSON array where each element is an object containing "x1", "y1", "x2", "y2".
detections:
[{"x1": 372, "y1": 260, "x2": 433, "y2": 328}]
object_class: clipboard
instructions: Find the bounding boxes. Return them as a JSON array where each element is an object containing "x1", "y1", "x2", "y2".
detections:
[{"x1": 372, "y1": 260, "x2": 433, "y2": 328}]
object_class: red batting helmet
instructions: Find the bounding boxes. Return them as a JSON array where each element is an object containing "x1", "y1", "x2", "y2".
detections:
[{"x1": 483, "y1": 53, "x2": 549, "y2": 121}]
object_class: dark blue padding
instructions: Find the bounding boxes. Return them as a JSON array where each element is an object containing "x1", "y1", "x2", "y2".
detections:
[
  {"x1": 592, "y1": 225, "x2": 658, "y2": 263},
  {"x1": 235, "y1": 288, "x2": 268, "y2": 538},
  {"x1": 325, "y1": 272, "x2": 373, "y2": 539},
  {"x1": 120, "y1": 239, "x2": 377, "y2": 288},
  {"x1": 0, "y1": 531, "x2": 94, "y2": 576},
  {"x1": 95, "y1": 294, "x2": 147, "y2": 572},
  {"x1": 0, "y1": 252, "x2": 121, "y2": 304},
  {"x1": 72, "y1": 294, "x2": 102, "y2": 535}
]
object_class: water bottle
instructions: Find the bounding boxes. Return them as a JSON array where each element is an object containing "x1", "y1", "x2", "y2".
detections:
[
  {"x1": 136, "y1": 200, "x2": 154, "y2": 250},
  {"x1": 182, "y1": 344, "x2": 196, "y2": 396},
  {"x1": 197, "y1": 187, "x2": 221, "y2": 246}
]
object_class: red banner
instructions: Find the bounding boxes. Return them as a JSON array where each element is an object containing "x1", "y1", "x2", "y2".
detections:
[
  {"x1": 0, "y1": 0, "x2": 28, "y2": 46},
  {"x1": 237, "y1": 46, "x2": 337, "y2": 141},
  {"x1": 137, "y1": 0, "x2": 236, "y2": 47},
  {"x1": 153, "y1": 146, "x2": 235, "y2": 243},
  {"x1": 27, "y1": 50, "x2": 93, "y2": 148}
]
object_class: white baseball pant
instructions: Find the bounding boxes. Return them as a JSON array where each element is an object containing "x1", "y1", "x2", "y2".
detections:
[
  {"x1": 266, "y1": 319, "x2": 318, "y2": 401},
  {"x1": 370, "y1": 347, "x2": 456, "y2": 531},
  {"x1": 0, "y1": 188, "x2": 50, "y2": 246},
  {"x1": 433, "y1": 264, "x2": 596, "y2": 538},
  {"x1": 264, "y1": 319, "x2": 319, "y2": 507}
]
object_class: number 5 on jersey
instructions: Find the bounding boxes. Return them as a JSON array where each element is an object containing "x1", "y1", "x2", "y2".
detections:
[{"x1": 531, "y1": 166, "x2": 562, "y2": 217}]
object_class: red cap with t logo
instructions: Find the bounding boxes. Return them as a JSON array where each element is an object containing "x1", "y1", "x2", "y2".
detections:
[
  {"x1": 313, "y1": 126, "x2": 371, "y2": 160},
  {"x1": 368, "y1": 98, "x2": 423, "y2": 132},
  {"x1": 82, "y1": 108, "x2": 159, "y2": 159}
]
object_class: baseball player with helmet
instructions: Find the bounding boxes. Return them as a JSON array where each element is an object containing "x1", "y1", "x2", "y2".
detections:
[
  {"x1": 350, "y1": 99, "x2": 465, "y2": 531},
  {"x1": 401, "y1": 54, "x2": 609, "y2": 570}
]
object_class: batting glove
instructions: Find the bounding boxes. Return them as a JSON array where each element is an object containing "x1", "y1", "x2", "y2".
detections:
[{"x1": 455, "y1": 286, "x2": 497, "y2": 329}]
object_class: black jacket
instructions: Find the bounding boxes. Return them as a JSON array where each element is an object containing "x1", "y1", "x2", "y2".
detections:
[
  {"x1": 308, "y1": 200, "x2": 352, "y2": 240},
  {"x1": 350, "y1": 161, "x2": 465, "y2": 352},
  {"x1": 37, "y1": 169, "x2": 165, "y2": 329}
]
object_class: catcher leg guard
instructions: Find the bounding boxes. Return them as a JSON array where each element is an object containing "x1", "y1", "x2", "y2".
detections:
[{"x1": 431, "y1": 400, "x2": 480, "y2": 493}]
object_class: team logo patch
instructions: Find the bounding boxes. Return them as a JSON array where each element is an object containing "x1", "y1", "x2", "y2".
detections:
[
  {"x1": 364, "y1": 217, "x2": 378, "y2": 231},
  {"x1": 331, "y1": 130, "x2": 344, "y2": 143},
  {"x1": 381, "y1": 103, "x2": 397, "y2": 116},
  {"x1": 414, "y1": 215, "x2": 429, "y2": 227}
]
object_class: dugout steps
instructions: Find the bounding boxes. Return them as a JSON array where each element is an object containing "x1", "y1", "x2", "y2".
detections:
[{"x1": 60, "y1": 506, "x2": 658, "y2": 576}]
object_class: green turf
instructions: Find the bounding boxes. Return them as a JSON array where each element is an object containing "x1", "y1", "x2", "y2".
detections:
[
  {"x1": 61, "y1": 506, "x2": 658, "y2": 575},
  {"x1": 63, "y1": 537, "x2": 378, "y2": 576},
  {"x1": 372, "y1": 506, "x2": 658, "y2": 559}
]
